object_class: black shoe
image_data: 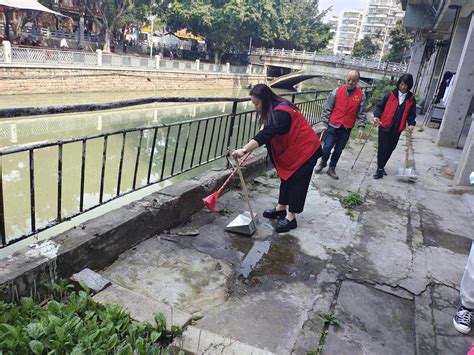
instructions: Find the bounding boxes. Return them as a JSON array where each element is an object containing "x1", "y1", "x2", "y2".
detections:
[
  {"x1": 453, "y1": 305, "x2": 473, "y2": 334},
  {"x1": 275, "y1": 218, "x2": 297, "y2": 233},
  {"x1": 373, "y1": 169, "x2": 384, "y2": 179},
  {"x1": 263, "y1": 208, "x2": 287, "y2": 219},
  {"x1": 382, "y1": 168, "x2": 387, "y2": 176},
  {"x1": 327, "y1": 166, "x2": 339, "y2": 180},
  {"x1": 314, "y1": 160, "x2": 327, "y2": 174}
]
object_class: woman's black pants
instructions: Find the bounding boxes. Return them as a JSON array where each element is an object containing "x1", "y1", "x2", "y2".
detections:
[
  {"x1": 278, "y1": 148, "x2": 322, "y2": 214},
  {"x1": 377, "y1": 127, "x2": 402, "y2": 170}
]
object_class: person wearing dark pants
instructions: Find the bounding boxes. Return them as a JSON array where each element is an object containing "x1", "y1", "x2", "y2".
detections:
[
  {"x1": 372, "y1": 74, "x2": 416, "y2": 179},
  {"x1": 315, "y1": 70, "x2": 367, "y2": 180},
  {"x1": 232, "y1": 84, "x2": 322, "y2": 233}
]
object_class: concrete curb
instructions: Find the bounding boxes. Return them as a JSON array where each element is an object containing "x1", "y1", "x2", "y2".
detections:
[{"x1": 0, "y1": 151, "x2": 267, "y2": 302}]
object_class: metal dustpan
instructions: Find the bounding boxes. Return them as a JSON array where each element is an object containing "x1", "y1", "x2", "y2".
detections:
[
  {"x1": 225, "y1": 156, "x2": 257, "y2": 236},
  {"x1": 225, "y1": 211, "x2": 258, "y2": 235},
  {"x1": 396, "y1": 132, "x2": 418, "y2": 181},
  {"x1": 396, "y1": 166, "x2": 419, "y2": 181}
]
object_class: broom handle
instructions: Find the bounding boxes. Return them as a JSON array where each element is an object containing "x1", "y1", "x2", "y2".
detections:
[
  {"x1": 217, "y1": 153, "x2": 251, "y2": 195},
  {"x1": 233, "y1": 157, "x2": 256, "y2": 229},
  {"x1": 404, "y1": 132, "x2": 410, "y2": 169}
]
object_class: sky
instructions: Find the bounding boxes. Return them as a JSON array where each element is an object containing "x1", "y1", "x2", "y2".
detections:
[{"x1": 318, "y1": 0, "x2": 367, "y2": 20}]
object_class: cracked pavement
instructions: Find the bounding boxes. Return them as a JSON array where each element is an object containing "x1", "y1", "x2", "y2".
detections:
[{"x1": 98, "y1": 125, "x2": 474, "y2": 354}]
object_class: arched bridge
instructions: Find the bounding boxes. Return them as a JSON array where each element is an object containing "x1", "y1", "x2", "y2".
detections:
[{"x1": 250, "y1": 48, "x2": 408, "y2": 89}]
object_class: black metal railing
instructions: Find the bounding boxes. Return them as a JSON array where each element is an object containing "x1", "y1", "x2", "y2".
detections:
[{"x1": 0, "y1": 89, "x2": 341, "y2": 248}]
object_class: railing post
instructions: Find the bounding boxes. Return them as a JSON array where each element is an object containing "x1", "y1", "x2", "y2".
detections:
[
  {"x1": 0, "y1": 156, "x2": 6, "y2": 247},
  {"x1": 96, "y1": 49, "x2": 102, "y2": 67},
  {"x1": 196, "y1": 59, "x2": 200, "y2": 72},
  {"x1": 3, "y1": 40, "x2": 12, "y2": 64},
  {"x1": 291, "y1": 94, "x2": 296, "y2": 103},
  {"x1": 247, "y1": 63, "x2": 252, "y2": 74},
  {"x1": 226, "y1": 62, "x2": 230, "y2": 73},
  {"x1": 271, "y1": 47, "x2": 274, "y2": 56},
  {"x1": 226, "y1": 101, "x2": 239, "y2": 154},
  {"x1": 155, "y1": 55, "x2": 160, "y2": 70},
  {"x1": 291, "y1": 49, "x2": 295, "y2": 58}
]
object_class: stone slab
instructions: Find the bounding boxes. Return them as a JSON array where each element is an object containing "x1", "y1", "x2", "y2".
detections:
[
  {"x1": 172, "y1": 326, "x2": 274, "y2": 355},
  {"x1": 70, "y1": 268, "x2": 111, "y2": 293},
  {"x1": 323, "y1": 281, "x2": 415, "y2": 355},
  {"x1": 92, "y1": 284, "x2": 191, "y2": 330}
]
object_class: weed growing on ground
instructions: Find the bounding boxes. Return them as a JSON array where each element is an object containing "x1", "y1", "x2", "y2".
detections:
[
  {"x1": 342, "y1": 192, "x2": 364, "y2": 209},
  {"x1": 321, "y1": 312, "x2": 340, "y2": 326},
  {"x1": 218, "y1": 207, "x2": 234, "y2": 216}
]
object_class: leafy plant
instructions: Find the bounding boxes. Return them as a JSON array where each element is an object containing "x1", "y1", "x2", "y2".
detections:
[
  {"x1": 217, "y1": 207, "x2": 234, "y2": 216},
  {"x1": 321, "y1": 312, "x2": 340, "y2": 326},
  {"x1": 342, "y1": 192, "x2": 364, "y2": 209},
  {"x1": 0, "y1": 286, "x2": 180, "y2": 354}
]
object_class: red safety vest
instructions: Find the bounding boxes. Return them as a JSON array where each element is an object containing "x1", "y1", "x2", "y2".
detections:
[
  {"x1": 380, "y1": 91, "x2": 414, "y2": 132},
  {"x1": 328, "y1": 85, "x2": 363, "y2": 128},
  {"x1": 270, "y1": 104, "x2": 321, "y2": 181}
]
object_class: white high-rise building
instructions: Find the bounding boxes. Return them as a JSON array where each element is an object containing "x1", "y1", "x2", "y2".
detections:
[
  {"x1": 326, "y1": 16, "x2": 339, "y2": 54},
  {"x1": 331, "y1": 10, "x2": 364, "y2": 55},
  {"x1": 359, "y1": 0, "x2": 405, "y2": 60}
]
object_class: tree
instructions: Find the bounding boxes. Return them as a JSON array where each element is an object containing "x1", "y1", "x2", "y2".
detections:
[
  {"x1": 383, "y1": 20, "x2": 413, "y2": 63},
  {"x1": 82, "y1": 0, "x2": 136, "y2": 52},
  {"x1": 164, "y1": 0, "x2": 331, "y2": 63},
  {"x1": 352, "y1": 36, "x2": 379, "y2": 58},
  {"x1": 273, "y1": 0, "x2": 332, "y2": 51}
]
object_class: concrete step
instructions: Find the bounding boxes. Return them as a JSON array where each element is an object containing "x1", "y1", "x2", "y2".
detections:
[
  {"x1": 92, "y1": 284, "x2": 191, "y2": 329},
  {"x1": 172, "y1": 325, "x2": 275, "y2": 355}
]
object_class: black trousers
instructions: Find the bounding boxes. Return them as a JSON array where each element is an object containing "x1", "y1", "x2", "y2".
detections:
[
  {"x1": 278, "y1": 148, "x2": 322, "y2": 214},
  {"x1": 321, "y1": 126, "x2": 352, "y2": 167},
  {"x1": 377, "y1": 127, "x2": 402, "y2": 170}
]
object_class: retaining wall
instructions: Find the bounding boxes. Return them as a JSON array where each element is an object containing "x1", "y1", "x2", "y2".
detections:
[
  {"x1": 0, "y1": 66, "x2": 266, "y2": 96},
  {"x1": 0, "y1": 152, "x2": 267, "y2": 302}
]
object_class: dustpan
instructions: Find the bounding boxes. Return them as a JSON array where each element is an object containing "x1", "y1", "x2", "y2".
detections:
[
  {"x1": 396, "y1": 132, "x2": 418, "y2": 181},
  {"x1": 225, "y1": 157, "x2": 257, "y2": 236}
]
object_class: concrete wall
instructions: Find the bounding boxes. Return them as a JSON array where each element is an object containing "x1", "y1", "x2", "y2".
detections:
[
  {"x1": 0, "y1": 152, "x2": 267, "y2": 302},
  {"x1": 0, "y1": 66, "x2": 266, "y2": 96}
]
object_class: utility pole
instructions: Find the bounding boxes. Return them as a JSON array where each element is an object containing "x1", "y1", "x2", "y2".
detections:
[{"x1": 150, "y1": 0, "x2": 156, "y2": 59}]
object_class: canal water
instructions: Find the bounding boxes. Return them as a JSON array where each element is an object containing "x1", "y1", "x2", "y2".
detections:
[{"x1": 0, "y1": 82, "x2": 333, "y2": 257}]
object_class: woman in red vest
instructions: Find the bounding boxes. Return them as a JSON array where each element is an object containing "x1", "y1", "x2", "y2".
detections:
[
  {"x1": 232, "y1": 84, "x2": 322, "y2": 233},
  {"x1": 372, "y1": 74, "x2": 416, "y2": 179}
]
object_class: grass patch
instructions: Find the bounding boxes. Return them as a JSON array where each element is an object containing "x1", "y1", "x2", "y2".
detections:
[
  {"x1": 217, "y1": 207, "x2": 234, "y2": 216},
  {"x1": 342, "y1": 192, "x2": 364, "y2": 209},
  {"x1": 0, "y1": 281, "x2": 182, "y2": 354}
]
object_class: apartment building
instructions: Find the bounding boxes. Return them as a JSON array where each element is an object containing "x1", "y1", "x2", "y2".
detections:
[{"x1": 359, "y1": 0, "x2": 405, "y2": 59}]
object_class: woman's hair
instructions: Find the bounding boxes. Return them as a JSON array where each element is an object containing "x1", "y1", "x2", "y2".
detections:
[
  {"x1": 249, "y1": 84, "x2": 296, "y2": 125},
  {"x1": 397, "y1": 73, "x2": 414, "y2": 91}
]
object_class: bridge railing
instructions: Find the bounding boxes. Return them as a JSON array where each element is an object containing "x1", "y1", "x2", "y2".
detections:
[
  {"x1": 0, "y1": 43, "x2": 265, "y2": 75},
  {"x1": 252, "y1": 47, "x2": 408, "y2": 73},
  {"x1": 0, "y1": 90, "x2": 333, "y2": 249}
]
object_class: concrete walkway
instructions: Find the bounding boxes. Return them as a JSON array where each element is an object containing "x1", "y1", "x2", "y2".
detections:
[{"x1": 94, "y1": 124, "x2": 474, "y2": 354}]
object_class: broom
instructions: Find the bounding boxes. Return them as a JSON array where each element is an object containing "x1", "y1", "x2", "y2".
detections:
[{"x1": 202, "y1": 152, "x2": 251, "y2": 212}]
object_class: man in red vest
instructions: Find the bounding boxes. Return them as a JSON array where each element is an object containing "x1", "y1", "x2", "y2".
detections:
[{"x1": 315, "y1": 70, "x2": 367, "y2": 179}]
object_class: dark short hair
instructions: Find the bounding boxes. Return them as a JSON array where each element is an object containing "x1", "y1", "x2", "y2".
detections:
[{"x1": 397, "y1": 74, "x2": 413, "y2": 91}]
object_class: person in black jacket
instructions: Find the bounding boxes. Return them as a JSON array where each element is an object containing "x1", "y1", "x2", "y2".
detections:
[{"x1": 372, "y1": 74, "x2": 417, "y2": 179}]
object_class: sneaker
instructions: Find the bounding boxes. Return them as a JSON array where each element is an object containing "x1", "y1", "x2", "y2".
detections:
[
  {"x1": 453, "y1": 305, "x2": 473, "y2": 334},
  {"x1": 314, "y1": 160, "x2": 327, "y2": 174},
  {"x1": 373, "y1": 169, "x2": 384, "y2": 179},
  {"x1": 263, "y1": 208, "x2": 286, "y2": 219},
  {"x1": 382, "y1": 168, "x2": 387, "y2": 176},
  {"x1": 327, "y1": 166, "x2": 339, "y2": 180},
  {"x1": 275, "y1": 218, "x2": 297, "y2": 233}
]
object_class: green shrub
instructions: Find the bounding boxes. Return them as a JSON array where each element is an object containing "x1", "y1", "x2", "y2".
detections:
[
  {"x1": 0, "y1": 288, "x2": 181, "y2": 354},
  {"x1": 368, "y1": 79, "x2": 395, "y2": 107}
]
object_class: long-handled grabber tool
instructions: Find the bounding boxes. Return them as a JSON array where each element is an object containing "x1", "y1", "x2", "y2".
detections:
[
  {"x1": 202, "y1": 152, "x2": 251, "y2": 212},
  {"x1": 351, "y1": 124, "x2": 375, "y2": 170}
]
